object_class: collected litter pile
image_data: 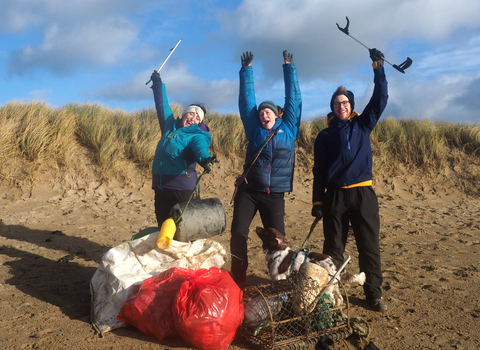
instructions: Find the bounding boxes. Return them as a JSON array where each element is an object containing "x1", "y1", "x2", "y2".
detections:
[
  {"x1": 239, "y1": 270, "x2": 369, "y2": 350},
  {"x1": 91, "y1": 195, "x2": 228, "y2": 336},
  {"x1": 90, "y1": 195, "x2": 369, "y2": 350},
  {"x1": 89, "y1": 192, "x2": 238, "y2": 350},
  {"x1": 90, "y1": 230, "x2": 228, "y2": 335},
  {"x1": 90, "y1": 230, "x2": 370, "y2": 350}
]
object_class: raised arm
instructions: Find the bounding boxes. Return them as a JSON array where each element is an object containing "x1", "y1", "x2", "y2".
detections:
[
  {"x1": 281, "y1": 50, "x2": 302, "y2": 139},
  {"x1": 238, "y1": 52, "x2": 259, "y2": 140},
  {"x1": 358, "y1": 49, "x2": 388, "y2": 131},
  {"x1": 151, "y1": 70, "x2": 175, "y2": 134}
]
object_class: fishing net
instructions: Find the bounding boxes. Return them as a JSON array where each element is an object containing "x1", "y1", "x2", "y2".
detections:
[{"x1": 239, "y1": 271, "x2": 366, "y2": 350}]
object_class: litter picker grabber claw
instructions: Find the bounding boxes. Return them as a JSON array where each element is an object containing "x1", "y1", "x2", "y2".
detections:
[
  {"x1": 145, "y1": 38, "x2": 182, "y2": 85},
  {"x1": 336, "y1": 16, "x2": 412, "y2": 74}
]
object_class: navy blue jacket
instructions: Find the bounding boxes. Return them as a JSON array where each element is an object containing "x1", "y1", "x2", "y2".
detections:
[
  {"x1": 312, "y1": 66, "x2": 388, "y2": 204},
  {"x1": 239, "y1": 64, "x2": 302, "y2": 193}
]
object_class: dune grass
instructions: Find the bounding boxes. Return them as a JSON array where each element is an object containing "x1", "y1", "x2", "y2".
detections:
[{"x1": 0, "y1": 101, "x2": 479, "y2": 187}]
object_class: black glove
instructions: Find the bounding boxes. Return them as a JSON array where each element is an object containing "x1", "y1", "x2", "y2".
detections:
[
  {"x1": 369, "y1": 48, "x2": 384, "y2": 68},
  {"x1": 241, "y1": 52, "x2": 253, "y2": 67},
  {"x1": 311, "y1": 205, "x2": 323, "y2": 220},
  {"x1": 199, "y1": 156, "x2": 216, "y2": 173},
  {"x1": 283, "y1": 50, "x2": 293, "y2": 64},
  {"x1": 150, "y1": 70, "x2": 162, "y2": 83}
]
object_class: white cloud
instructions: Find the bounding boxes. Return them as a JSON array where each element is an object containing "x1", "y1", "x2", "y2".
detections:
[
  {"x1": 212, "y1": 0, "x2": 480, "y2": 122},
  {"x1": 1, "y1": 0, "x2": 480, "y2": 123},
  {"x1": 383, "y1": 70, "x2": 480, "y2": 122},
  {"x1": 415, "y1": 39, "x2": 480, "y2": 78},
  {"x1": 0, "y1": 0, "x2": 145, "y2": 31},
  {"x1": 3, "y1": 0, "x2": 154, "y2": 75},
  {"x1": 93, "y1": 63, "x2": 238, "y2": 112},
  {"x1": 27, "y1": 88, "x2": 52, "y2": 101},
  {"x1": 220, "y1": 0, "x2": 480, "y2": 81},
  {"x1": 7, "y1": 18, "x2": 140, "y2": 75}
]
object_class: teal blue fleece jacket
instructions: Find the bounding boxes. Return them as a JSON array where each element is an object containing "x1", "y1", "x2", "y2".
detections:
[{"x1": 151, "y1": 81, "x2": 211, "y2": 191}]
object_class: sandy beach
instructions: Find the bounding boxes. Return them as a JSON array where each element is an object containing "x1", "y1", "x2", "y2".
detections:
[{"x1": 1, "y1": 155, "x2": 479, "y2": 349}]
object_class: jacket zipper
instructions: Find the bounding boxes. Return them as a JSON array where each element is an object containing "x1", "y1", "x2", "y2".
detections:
[
  {"x1": 267, "y1": 131, "x2": 274, "y2": 194},
  {"x1": 346, "y1": 127, "x2": 355, "y2": 150}
]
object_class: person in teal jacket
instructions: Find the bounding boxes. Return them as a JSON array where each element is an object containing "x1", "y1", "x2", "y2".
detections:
[
  {"x1": 230, "y1": 50, "x2": 302, "y2": 286},
  {"x1": 150, "y1": 70, "x2": 214, "y2": 228}
]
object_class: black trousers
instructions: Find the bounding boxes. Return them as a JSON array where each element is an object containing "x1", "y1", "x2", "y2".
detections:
[
  {"x1": 322, "y1": 186, "x2": 383, "y2": 300},
  {"x1": 154, "y1": 190, "x2": 198, "y2": 228},
  {"x1": 230, "y1": 186, "x2": 285, "y2": 283}
]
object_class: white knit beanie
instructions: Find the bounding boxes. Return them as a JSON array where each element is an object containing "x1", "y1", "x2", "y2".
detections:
[{"x1": 182, "y1": 105, "x2": 204, "y2": 123}]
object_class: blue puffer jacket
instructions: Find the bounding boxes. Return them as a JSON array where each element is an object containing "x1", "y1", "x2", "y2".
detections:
[
  {"x1": 312, "y1": 66, "x2": 388, "y2": 204},
  {"x1": 239, "y1": 63, "x2": 302, "y2": 193},
  {"x1": 151, "y1": 80, "x2": 211, "y2": 191}
]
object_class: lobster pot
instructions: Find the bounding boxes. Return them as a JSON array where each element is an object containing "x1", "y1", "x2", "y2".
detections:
[
  {"x1": 170, "y1": 198, "x2": 226, "y2": 242},
  {"x1": 239, "y1": 272, "x2": 360, "y2": 350}
]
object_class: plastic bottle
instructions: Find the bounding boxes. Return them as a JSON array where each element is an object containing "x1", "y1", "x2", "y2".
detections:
[
  {"x1": 243, "y1": 294, "x2": 288, "y2": 327},
  {"x1": 156, "y1": 218, "x2": 176, "y2": 249}
]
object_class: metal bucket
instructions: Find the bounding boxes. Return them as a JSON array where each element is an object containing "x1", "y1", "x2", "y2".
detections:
[{"x1": 170, "y1": 197, "x2": 226, "y2": 242}]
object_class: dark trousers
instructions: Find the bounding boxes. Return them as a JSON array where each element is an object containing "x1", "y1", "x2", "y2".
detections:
[
  {"x1": 230, "y1": 187, "x2": 285, "y2": 283},
  {"x1": 154, "y1": 190, "x2": 198, "y2": 228},
  {"x1": 322, "y1": 186, "x2": 383, "y2": 300}
]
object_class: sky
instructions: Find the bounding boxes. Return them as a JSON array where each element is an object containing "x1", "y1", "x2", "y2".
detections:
[{"x1": 1, "y1": 0, "x2": 480, "y2": 124}]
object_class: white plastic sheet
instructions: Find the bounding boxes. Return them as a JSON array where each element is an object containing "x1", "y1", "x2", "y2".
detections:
[{"x1": 90, "y1": 231, "x2": 227, "y2": 335}]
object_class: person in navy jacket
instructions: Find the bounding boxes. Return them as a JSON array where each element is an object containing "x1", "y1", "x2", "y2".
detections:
[
  {"x1": 312, "y1": 49, "x2": 388, "y2": 312},
  {"x1": 231, "y1": 50, "x2": 302, "y2": 286}
]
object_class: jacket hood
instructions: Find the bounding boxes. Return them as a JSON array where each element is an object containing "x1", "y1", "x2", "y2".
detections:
[
  {"x1": 199, "y1": 121, "x2": 210, "y2": 132},
  {"x1": 272, "y1": 117, "x2": 282, "y2": 130}
]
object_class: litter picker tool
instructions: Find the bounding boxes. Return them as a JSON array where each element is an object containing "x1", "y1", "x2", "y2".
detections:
[
  {"x1": 300, "y1": 217, "x2": 320, "y2": 250},
  {"x1": 327, "y1": 255, "x2": 351, "y2": 285},
  {"x1": 308, "y1": 255, "x2": 353, "y2": 314},
  {"x1": 336, "y1": 17, "x2": 412, "y2": 74},
  {"x1": 145, "y1": 38, "x2": 182, "y2": 85}
]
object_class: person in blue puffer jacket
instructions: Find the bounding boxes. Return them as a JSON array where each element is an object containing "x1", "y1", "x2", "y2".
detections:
[
  {"x1": 312, "y1": 49, "x2": 388, "y2": 312},
  {"x1": 230, "y1": 50, "x2": 302, "y2": 286},
  {"x1": 150, "y1": 70, "x2": 214, "y2": 228}
]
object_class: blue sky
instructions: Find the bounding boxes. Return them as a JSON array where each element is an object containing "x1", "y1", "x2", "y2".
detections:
[{"x1": 1, "y1": 0, "x2": 480, "y2": 123}]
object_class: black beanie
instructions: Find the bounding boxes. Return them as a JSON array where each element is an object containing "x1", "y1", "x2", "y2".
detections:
[{"x1": 330, "y1": 90, "x2": 355, "y2": 112}]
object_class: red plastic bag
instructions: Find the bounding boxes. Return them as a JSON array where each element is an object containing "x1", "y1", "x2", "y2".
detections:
[
  {"x1": 117, "y1": 267, "x2": 197, "y2": 341},
  {"x1": 173, "y1": 267, "x2": 244, "y2": 350}
]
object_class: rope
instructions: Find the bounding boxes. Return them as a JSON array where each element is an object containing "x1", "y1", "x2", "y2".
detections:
[
  {"x1": 174, "y1": 171, "x2": 206, "y2": 224},
  {"x1": 230, "y1": 129, "x2": 278, "y2": 204}
]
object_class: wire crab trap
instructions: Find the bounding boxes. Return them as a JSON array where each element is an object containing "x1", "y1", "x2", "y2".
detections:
[{"x1": 239, "y1": 270, "x2": 368, "y2": 350}]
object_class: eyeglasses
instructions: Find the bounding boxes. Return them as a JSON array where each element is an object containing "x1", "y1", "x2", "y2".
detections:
[{"x1": 333, "y1": 101, "x2": 350, "y2": 108}]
